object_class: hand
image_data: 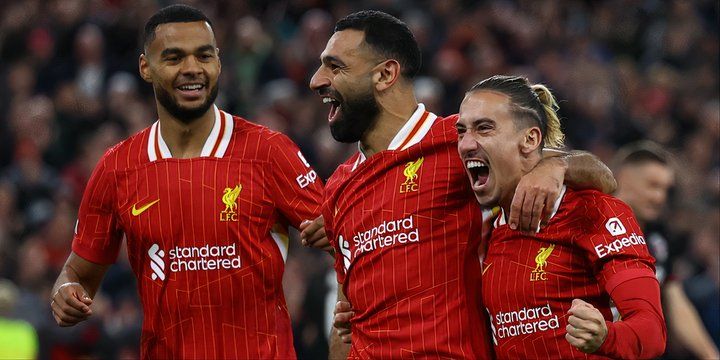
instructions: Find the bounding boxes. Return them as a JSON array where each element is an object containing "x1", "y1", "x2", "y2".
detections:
[
  {"x1": 333, "y1": 300, "x2": 353, "y2": 344},
  {"x1": 300, "y1": 215, "x2": 332, "y2": 251},
  {"x1": 565, "y1": 299, "x2": 608, "y2": 353},
  {"x1": 509, "y1": 157, "x2": 566, "y2": 232},
  {"x1": 50, "y1": 282, "x2": 93, "y2": 327}
]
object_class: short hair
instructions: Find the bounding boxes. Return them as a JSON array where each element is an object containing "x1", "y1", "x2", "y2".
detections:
[
  {"x1": 143, "y1": 4, "x2": 212, "y2": 50},
  {"x1": 467, "y1": 75, "x2": 565, "y2": 149},
  {"x1": 334, "y1": 10, "x2": 421, "y2": 79},
  {"x1": 612, "y1": 141, "x2": 672, "y2": 171}
]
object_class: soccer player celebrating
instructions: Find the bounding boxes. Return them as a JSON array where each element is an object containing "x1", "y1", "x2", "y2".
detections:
[
  {"x1": 614, "y1": 142, "x2": 719, "y2": 359},
  {"x1": 307, "y1": 11, "x2": 616, "y2": 359},
  {"x1": 50, "y1": 5, "x2": 323, "y2": 359},
  {"x1": 457, "y1": 75, "x2": 666, "y2": 359}
]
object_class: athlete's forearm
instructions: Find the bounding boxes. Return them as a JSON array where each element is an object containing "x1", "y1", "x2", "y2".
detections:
[
  {"x1": 665, "y1": 281, "x2": 720, "y2": 359},
  {"x1": 596, "y1": 275, "x2": 666, "y2": 359},
  {"x1": 53, "y1": 252, "x2": 109, "y2": 298},
  {"x1": 542, "y1": 149, "x2": 616, "y2": 193}
]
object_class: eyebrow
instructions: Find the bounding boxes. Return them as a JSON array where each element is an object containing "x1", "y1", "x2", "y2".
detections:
[
  {"x1": 321, "y1": 55, "x2": 346, "y2": 67},
  {"x1": 160, "y1": 45, "x2": 215, "y2": 58}
]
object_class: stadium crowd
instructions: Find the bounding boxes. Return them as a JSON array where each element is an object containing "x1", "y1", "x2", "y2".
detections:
[{"x1": 0, "y1": 0, "x2": 717, "y2": 358}]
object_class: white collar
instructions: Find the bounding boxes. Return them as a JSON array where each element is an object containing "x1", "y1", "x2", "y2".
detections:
[
  {"x1": 493, "y1": 185, "x2": 567, "y2": 231},
  {"x1": 147, "y1": 105, "x2": 234, "y2": 161},
  {"x1": 351, "y1": 103, "x2": 437, "y2": 171}
]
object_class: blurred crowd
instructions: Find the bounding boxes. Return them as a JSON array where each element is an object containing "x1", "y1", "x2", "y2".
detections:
[{"x1": 0, "y1": 0, "x2": 717, "y2": 359}]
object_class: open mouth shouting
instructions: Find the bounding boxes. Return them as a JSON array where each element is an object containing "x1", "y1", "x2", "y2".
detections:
[
  {"x1": 465, "y1": 159, "x2": 490, "y2": 191},
  {"x1": 319, "y1": 89, "x2": 343, "y2": 123}
]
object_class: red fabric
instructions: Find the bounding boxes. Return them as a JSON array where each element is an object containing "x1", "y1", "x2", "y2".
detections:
[
  {"x1": 482, "y1": 188, "x2": 657, "y2": 359},
  {"x1": 72, "y1": 113, "x2": 323, "y2": 359},
  {"x1": 596, "y1": 275, "x2": 666, "y2": 359},
  {"x1": 324, "y1": 114, "x2": 494, "y2": 359}
]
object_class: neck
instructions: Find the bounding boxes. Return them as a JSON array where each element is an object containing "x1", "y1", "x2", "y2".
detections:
[
  {"x1": 359, "y1": 84, "x2": 418, "y2": 157},
  {"x1": 156, "y1": 104, "x2": 216, "y2": 159},
  {"x1": 500, "y1": 153, "x2": 542, "y2": 217}
]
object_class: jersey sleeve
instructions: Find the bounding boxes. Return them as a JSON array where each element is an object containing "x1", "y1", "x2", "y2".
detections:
[
  {"x1": 71, "y1": 150, "x2": 123, "y2": 264},
  {"x1": 267, "y1": 133, "x2": 324, "y2": 228},
  {"x1": 576, "y1": 194, "x2": 656, "y2": 293}
]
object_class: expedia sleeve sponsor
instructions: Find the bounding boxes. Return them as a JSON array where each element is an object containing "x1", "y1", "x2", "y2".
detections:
[{"x1": 594, "y1": 232, "x2": 646, "y2": 258}]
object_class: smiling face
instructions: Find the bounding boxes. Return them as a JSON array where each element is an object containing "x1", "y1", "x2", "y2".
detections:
[
  {"x1": 309, "y1": 29, "x2": 382, "y2": 143},
  {"x1": 457, "y1": 91, "x2": 540, "y2": 207},
  {"x1": 140, "y1": 21, "x2": 220, "y2": 123}
]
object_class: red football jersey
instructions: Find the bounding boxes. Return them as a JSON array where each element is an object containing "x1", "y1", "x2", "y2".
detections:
[
  {"x1": 72, "y1": 107, "x2": 323, "y2": 359},
  {"x1": 324, "y1": 104, "x2": 494, "y2": 359},
  {"x1": 482, "y1": 187, "x2": 656, "y2": 359}
]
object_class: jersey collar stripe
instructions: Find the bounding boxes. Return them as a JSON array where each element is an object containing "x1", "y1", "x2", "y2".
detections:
[
  {"x1": 156, "y1": 122, "x2": 172, "y2": 159},
  {"x1": 200, "y1": 106, "x2": 222, "y2": 157},
  {"x1": 400, "y1": 112, "x2": 437, "y2": 151},
  {"x1": 209, "y1": 110, "x2": 226, "y2": 157},
  {"x1": 154, "y1": 122, "x2": 164, "y2": 159},
  {"x1": 387, "y1": 103, "x2": 426, "y2": 151},
  {"x1": 213, "y1": 111, "x2": 234, "y2": 158},
  {"x1": 147, "y1": 122, "x2": 158, "y2": 161},
  {"x1": 397, "y1": 111, "x2": 430, "y2": 151}
]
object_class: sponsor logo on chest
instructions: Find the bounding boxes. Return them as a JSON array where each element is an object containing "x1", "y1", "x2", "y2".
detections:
[
  {"x1": 338, "y1": 215, "x2": 421, "y2": 271},
  {"x1": 148, "y1": 242, "x2": 242, "y2": 282}
]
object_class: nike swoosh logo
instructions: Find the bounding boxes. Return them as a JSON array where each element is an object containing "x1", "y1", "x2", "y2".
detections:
[
  {"x1": 482, "y1": 263, "x2": 492, "y2": 276},
  {"x1": 131, "y1": 199, "x2": 160, "y2": 216}
]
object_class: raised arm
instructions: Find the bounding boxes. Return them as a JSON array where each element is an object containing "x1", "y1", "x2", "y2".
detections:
[
  {"x1": 51, "y1": 252, "x2": 110, "y2": 327},
  {"x1": 544, "y1": 149, "x2": 616, "y2": 194},
  {"x1": 509, "y1": 149, "x2": 616, "y2": 232}
]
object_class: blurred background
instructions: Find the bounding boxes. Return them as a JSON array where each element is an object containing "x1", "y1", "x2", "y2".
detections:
[{"x1": 0, "y1": 0, "x2": 717, "y2": 359}]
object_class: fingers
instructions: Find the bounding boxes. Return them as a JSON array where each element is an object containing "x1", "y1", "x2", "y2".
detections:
[
  {"x1": 541, "y1": 192, "x2": 556, "y2": 228},
  {"x1": 333, "y1": 301, "x2": 353, "y2": 332},
  {"x1": 529, "y1": 192, "x2": 547, "y2": 233},
  {"x1": 565, "y1": 332, "x2": 584, "y2": 348},
  {"x1": 300, "y1": 216, "x2": 325, "y2": 247},
  {"x1": 508, "y1": 190, "x2": 525, "y2": 230},
  {"x1": 51, "y1": 283, "x2": 93, "y2": 327}
]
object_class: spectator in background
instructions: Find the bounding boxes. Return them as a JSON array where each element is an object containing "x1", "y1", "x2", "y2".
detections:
[
  {"x1": 614, "y1": 141, "x2": 720, "y2": 359},
  {"x1": 0, "y1": 279, "x2": 38, "y2": 359}
]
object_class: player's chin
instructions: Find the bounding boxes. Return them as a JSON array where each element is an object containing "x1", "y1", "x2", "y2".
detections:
[{"x1": 472, "y1": 188, "x2": 495, "y2": 207}]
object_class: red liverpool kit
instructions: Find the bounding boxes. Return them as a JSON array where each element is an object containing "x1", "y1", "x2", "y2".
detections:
[
  {"x1": 324, "y1": 104, "x2": 494, "y2": 359},
  {"x1": 72, "y1": 107, "x2": 323, "y2": 359},
  {"x1": 482, "y1": 187, "x2": 658, "y2": 359}
]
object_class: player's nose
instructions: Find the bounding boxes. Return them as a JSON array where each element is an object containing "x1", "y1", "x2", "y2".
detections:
[
  {"x1": 457, "y1": 133, "x2": 479, "y2": 156},
  {"x1": 309, "y1": 66, "x2": 330, "y2": 91}
]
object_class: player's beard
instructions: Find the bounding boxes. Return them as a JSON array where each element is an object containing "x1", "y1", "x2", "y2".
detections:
[
  {"x1": 155, "y1": 82, "x2": 219, "y2": 124},
  {"x1": 329, "y1": 89, "x2": 380, "y2": 143}
]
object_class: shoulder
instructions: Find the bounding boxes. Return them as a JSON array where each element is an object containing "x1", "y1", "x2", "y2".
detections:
[
  {"x1": 564, "y1": 189, "x2": 634, "y2": 228},
  {"x1": 227, "y1": 115, "x2": 303, "y2": 157},
  {"x1": 426, "y1": 113, "x2": 460, "y2": 142},
  {"x1": 97, "y1": 126, "x2": 152, "y2": 171}
]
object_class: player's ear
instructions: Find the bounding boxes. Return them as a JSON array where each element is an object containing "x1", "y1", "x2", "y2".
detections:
[
  {"x1": 216, "y1": 47, "x2": 222, "y2": 73},
  {"x1": 139, "y1": 54, "x2": 152, "y2": 83},
  {"x1": 520, "y1": 127, "x2": 542, "y2": 155},
  {"x1": 373, "y1": 59, "x2": 400, "y2": 92}
]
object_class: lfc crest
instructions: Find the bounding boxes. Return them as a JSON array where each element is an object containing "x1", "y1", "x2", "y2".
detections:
[
  {"x1": 400, "y1": 157, "x2": 424, "y2": 193},
  {"x1": 530, "y1": 244, "x2": 555, "y2": 281},
  {"x1": 220, "y1": 185, "x2": 242, "y2": 222}
]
